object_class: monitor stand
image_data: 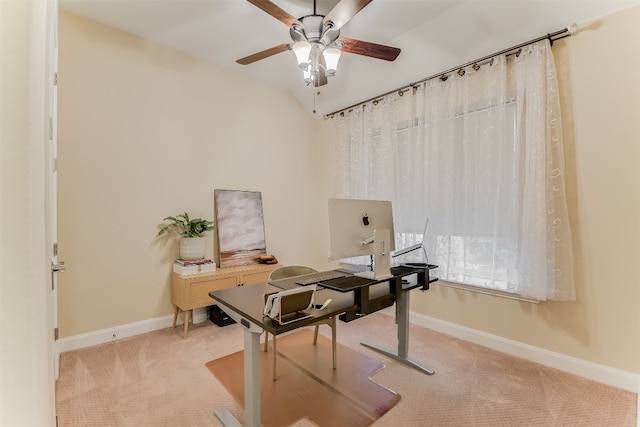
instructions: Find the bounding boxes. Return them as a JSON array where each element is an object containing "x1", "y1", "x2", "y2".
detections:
[{"x1": 355, "y1": 229, "x2": 393, "y2": 280}]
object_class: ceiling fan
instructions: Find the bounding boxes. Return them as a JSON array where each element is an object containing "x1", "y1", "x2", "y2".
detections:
[{"x1": 237, "y1": 0, "x2": 401, "y2": 87}]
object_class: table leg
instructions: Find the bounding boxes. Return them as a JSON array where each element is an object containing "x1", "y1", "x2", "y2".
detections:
[
  {"x1": 214, "y1": 306, "x2": 263, "y2": 427},
  {"x1": 243, "y1": 326, "x2": 261, "y2": 426},
  {"x1": 173, "y1": 306, "x2": 178, "y2": 328},
  {"x1": 213, "y1": 407, "x2": 242, "y2": 427},
  {"x1": 331, "y1": 316, "x2": 337, "y2": 369},
  {"x1": 361, "y1": 288, "x2": 434, "y2": 375},
  {"x1": 183, "y1": 310, "x2": 189, "y2": 339}
]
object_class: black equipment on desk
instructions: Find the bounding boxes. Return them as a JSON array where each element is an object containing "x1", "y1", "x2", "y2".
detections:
[{"x1": 391, "y1": 263, "x2": 439, "y2": 291}]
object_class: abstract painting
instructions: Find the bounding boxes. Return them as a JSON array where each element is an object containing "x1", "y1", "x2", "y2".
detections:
[{"x1": 214, "y1": 189, "x2": 267, "y2": 268}]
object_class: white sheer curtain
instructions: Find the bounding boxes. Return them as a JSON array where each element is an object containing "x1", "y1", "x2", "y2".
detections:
[{"x1": 332, "y1": 40, "x2": 574, "y2": 301}]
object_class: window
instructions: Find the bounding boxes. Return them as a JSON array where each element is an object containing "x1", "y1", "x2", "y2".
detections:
[{"x1": 333, "y1": 41, "x2": 575, "y2": 301}]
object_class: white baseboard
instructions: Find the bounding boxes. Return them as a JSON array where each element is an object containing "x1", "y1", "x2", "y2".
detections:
[
  {"x1": 409, "y1": 311, "x2": 640, "y2": 394},
  {"x1": 58, "y1": 307, "x2": 640, "y2": 396},
  {"x1": 57, "y1": 308, "x2": 210, "y2": 354}
]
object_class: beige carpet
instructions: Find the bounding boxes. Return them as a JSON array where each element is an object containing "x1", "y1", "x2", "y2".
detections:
[
  {"x1": 56, "y1": 312, "x2": 638, "y2": 426},
  {"x1": 206, "y1": 329, "x2": 399, "y2": 427}
]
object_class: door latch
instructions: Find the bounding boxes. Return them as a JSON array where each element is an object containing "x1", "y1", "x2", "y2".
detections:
[{"x1": 51, "y1": 261, "x2": 66, "y2": 273}]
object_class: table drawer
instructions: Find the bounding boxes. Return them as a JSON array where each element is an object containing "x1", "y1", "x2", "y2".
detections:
[
  {"x1": 191, "y1": 276, "x2": 238, "y2": 307},
  {"x1": 242, "y1": 270, "x2": 272, "y2": 286}
]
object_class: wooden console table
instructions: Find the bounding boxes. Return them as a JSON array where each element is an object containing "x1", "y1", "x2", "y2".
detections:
[{"x1": 171, "y1": 263, "x2": 281, "y2": 338}]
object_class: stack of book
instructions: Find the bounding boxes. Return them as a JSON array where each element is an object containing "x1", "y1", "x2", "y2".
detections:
[{"x1": 173, "y1": 258, "x2": 216, "y2": 276}]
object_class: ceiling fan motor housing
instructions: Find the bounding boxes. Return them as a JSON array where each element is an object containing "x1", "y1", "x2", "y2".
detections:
[{"x1": 292, "y1": 15, "x2": 340, "y2": 47}]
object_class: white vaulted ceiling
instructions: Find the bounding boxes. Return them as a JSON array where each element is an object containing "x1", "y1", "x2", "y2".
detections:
[{"x1": 59, "y1": 0, "x2": 638, "y2": 117}]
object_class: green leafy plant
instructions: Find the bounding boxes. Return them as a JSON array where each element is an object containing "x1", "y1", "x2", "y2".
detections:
[{"x1": 157, "y1": 212, "x2": 214, "y2": 238}]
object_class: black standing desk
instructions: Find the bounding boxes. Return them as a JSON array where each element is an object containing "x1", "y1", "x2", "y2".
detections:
[
  {"x1": 210, "y1": 283, "x2": 357, "y2": 427},
  {"x1": 270, "y1": 264, "x2": 439, "y2": 374},
  {"x1": 209, "y1": 264, "x2": 438, "y2": 427}
]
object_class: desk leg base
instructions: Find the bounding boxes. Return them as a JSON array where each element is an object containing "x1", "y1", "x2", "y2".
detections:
[
  {"x1": 214, "y1": 407, "x2": 243, "y2": 427},
  {"x1": 361, "y1": 342, "x2": 435, "y2": 375}
]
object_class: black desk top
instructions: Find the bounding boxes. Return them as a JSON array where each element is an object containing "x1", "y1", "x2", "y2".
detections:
[
  {"x1": 269, "y1": 264, "x2": 438, "y2": 293},
  {"x1": 210, "y1": 283, "x2": 357, "y2": 336},
  {"x1": 210, "y1": 264, "x2": 438, "y2": 334}
]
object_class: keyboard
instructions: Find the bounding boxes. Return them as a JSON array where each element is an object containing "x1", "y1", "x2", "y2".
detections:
[{"x1": 295, "y1": 271, "x2": 348, "y2": 286}]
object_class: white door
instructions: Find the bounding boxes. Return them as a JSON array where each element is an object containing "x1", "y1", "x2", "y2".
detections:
[{"x1": 46, "y1": 3, "x2": 63, "y2": 379}]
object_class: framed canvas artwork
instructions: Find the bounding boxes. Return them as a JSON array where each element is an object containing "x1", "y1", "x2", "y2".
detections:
[{"x1": 214, "y1": 189, "x2": 267, "y2": 268}]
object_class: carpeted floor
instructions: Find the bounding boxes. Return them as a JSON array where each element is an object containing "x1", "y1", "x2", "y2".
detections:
[
  {"x1": 206, "y1": 329, "x2": 399, "y2": 427},
  {"x1": 56, "y1": 312, "x2": 638, "y2": 426}
]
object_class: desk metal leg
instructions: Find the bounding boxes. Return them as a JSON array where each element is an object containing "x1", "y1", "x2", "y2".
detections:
[
  {"x1": 214, "y1": 407, "x2": 242, "y2": 427},
  {"x1": 214, "y1": 312, "x2": 263, "y2": 427},
  {"x1": 244, "y1": 327, "x2": 261, "y2": 426},
  {"x1": 361, "y1": 289, "x2": 434, "y2": 375}
]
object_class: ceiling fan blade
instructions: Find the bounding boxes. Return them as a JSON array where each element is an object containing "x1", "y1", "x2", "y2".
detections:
[
  {"x1": 247, "y1": 0, "x2": 301, "y2": 27},
  {"x1": 323, "y1": 0, "x2": 373, "y2": 30},
  {"x1": 236, "y1": 43, "x2": 290, "y2": 65},
  {"x1": 339, "y1": 37, "x2": 401, "y2": 61}
]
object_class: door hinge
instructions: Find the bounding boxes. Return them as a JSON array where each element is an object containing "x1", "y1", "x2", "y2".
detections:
[
  {"x1": 54, "y1": 72, "x2": 58, "y2": 86},
  {"x1": 54, "y1": 327, "x2": 59, "y2": 341},
  {"x1": 53, "y1": 243, "x2": 58, "y2": 257}
]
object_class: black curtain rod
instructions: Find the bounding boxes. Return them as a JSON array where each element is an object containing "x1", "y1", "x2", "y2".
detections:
[{"x1": 324, "y1": 27, "x2": 572, "y2": 119}]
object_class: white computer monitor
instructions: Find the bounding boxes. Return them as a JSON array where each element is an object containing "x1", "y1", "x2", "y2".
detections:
[{"x1": 328, "y1": 198, "x2": 395, "y2": 279}]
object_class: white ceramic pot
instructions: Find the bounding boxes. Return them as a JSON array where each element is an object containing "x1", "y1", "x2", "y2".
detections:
[{"x1": 179, "y1": 237, "x2": 206, "y2": 260}]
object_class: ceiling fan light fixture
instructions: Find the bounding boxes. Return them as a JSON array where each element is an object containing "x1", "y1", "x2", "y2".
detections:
[
  {"x1": 292, "y1": 41, "x2": 311, "y2": 69},
  {"x1": 303, "y1": 67, "x2": 313, "y2": 85},
  {"x1": 322, "y1": 47, "x2": 342, "y2": 76}
]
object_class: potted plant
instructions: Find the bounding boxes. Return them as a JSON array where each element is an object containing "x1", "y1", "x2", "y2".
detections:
[{"x1": 157, "y1": 212, "x2": 215, "y2": 260}]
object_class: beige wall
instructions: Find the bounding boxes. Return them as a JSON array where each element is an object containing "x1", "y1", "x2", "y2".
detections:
[
  {"x1": 57, "y1": 12, "x2": 334, "y2": 337},
  {"x1": 58, "y1": 6, "x2": 639, "y2": 377},
  {"x1": 400, "y1": 7, "x2": 639, "y2": 374}
]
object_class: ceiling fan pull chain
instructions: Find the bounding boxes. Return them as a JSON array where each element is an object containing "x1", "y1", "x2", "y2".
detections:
[{"x1": 313, "y1": 89, "x2": 317, "y2": 114}]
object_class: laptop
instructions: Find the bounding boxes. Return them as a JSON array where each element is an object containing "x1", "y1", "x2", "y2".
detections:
[{"x1": 392, "y1": 219, "x2": 429, "y2": 258}]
